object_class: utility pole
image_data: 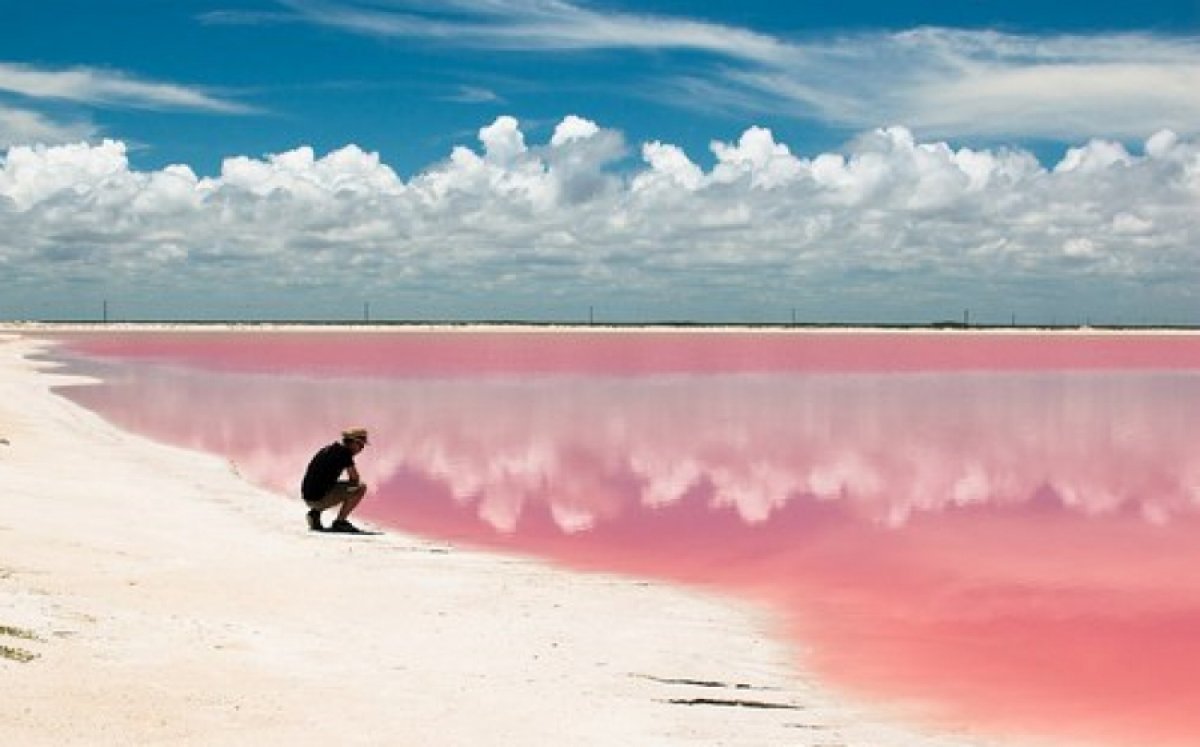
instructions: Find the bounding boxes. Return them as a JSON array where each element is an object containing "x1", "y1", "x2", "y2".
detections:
[
  {"x1": 363, "y1": 301, "x2": 370, "y2": 323},
  {"x1": 589, "y1": 306, "x2": 594, "y2": 325},
  {"x1": 103, "y1": 299, "x2": 108, "y2": 324}
]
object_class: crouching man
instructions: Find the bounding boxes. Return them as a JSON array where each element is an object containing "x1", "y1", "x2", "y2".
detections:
[{"x1": 301, "y1": 427, "x2": 369, "y2": 533}]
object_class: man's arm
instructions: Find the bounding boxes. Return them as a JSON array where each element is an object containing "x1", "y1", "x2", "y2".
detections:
[{"x1": 347, "y1": 464, "x2": 361, "y2": 485}]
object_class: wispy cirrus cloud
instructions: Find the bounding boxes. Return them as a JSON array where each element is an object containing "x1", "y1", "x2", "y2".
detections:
[
  {"x1": 726, "y1": 28, "x2": 1200, "y2": 140},
  {"x1": 443, "y1": 85, "x2": 504, "y2": 104},
  {"x1": 0, "y1": 104, "x2": 96, "y2": 149},
  {"x1": 277, "y1": 0, "x2": 790, "y2": 63},
  {"x1": 0, "y1": 62, "x2": 254, "y2": 114},
  {"x1": 272, "y1": 1, "x2": 1200, "y2": 141}
]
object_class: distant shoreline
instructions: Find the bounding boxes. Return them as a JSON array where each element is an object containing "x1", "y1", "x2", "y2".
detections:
[{"x1": 4, "y1": 320, "x2": 1199, "y2": 335}]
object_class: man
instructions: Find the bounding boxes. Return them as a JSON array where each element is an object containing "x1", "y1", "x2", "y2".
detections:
[{"x1": 301, "y1": 427, "x2": 370, "y2": 533}]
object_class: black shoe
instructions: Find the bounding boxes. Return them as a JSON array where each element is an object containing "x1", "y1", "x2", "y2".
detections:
[
  {"x1": 306, "y1": 510, "x2": 324, "y2": 532},
  {"x1": 329, "y1": 519, "x2": 362, "y2": 534}
]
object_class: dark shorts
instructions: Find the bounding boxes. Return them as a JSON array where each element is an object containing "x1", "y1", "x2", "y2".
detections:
[{"x1": 304, "y1": 481, "x2": 365, "y2": 510}]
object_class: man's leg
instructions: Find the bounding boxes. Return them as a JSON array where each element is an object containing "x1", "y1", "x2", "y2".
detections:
[
  {"x1": 304, "y1": 502, "x2": 328, "y2": 530},
  {"x1": 305, "y1": 482, "x2": 364, "y2": 530},
  {"x1": 334, "y1": 483, "x2": 367, "y2": 522}
]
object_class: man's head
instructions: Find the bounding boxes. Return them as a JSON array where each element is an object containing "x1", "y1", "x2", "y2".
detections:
[{"x1": 341, "y1": 427, "x2": 369, "y2": 452}]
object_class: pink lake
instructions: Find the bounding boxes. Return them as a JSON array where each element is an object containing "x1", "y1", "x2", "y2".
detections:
[{"x1": 47, "y1": 330, "x2": 1200, "y2": 746}]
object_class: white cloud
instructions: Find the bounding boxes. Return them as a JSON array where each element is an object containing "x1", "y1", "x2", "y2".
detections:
[
  {"x1": 1063, "y1": 237, "x2": 1097, "y2": 258},
  {"x1": 911, "y1": 62, "x2": 1200, "y2": 139},
  {"x1": 2, "y1": 117, "x2": 1198, "y2": 321},
  {"x1": 1054, "y1": 140, "x2": 1134, "y2": 174},
  {"x1": 444, "y1": 85, "x2": 503, "y2": 104},
  {"x1": 634, "y1": 142, "x2": 703, "y2": 192},
  {"x1": 280, "y1": 0, "x2": 788, "y2": 63},
  {"x1": 1146, "y1": 130, "x2": 1180, "y2": 158},
  {"x1": 478, "y1": 115, "x2": 527, "y2": 164},
  {"x1": 710, "y1": 126, "x2": 804, "y2": 189},
  {"x1": 0, "y1": 62, "x2": 251, "y2": 113},
  {"x1": 551, "y1": 115, "x2": 599, "y2": 146},
  {"x1": 888, "y1": 30, "x2": 1200, "y2": 137},
  {"x1": 276, "y1": 2, "x2": 1200, "y2": 142},
  {"x1": 0, "y1": 104, "x2": 96, "y2": 149},
  {"x1": 722, "y1": 30, "x2": 1200, "y2": 141},
  {"x1": 211, "y1": 144, "x2": 403, "y2": 198},
  {"x1": 0, "y1": 138, "x2": 134, "y2": 209},
  {"x1": 1112, "y1": 213, "x2": 1153, "y2": 236}
]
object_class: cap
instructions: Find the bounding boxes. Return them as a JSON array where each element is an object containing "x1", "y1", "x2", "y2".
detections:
[{"x1": 342, "y1": 427, "x2": 369, "y2": 444}]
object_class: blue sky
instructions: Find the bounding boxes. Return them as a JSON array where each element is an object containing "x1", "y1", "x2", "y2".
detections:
[{"x1": 2, "y1": 0, "x2": 1199, "y2": 323}]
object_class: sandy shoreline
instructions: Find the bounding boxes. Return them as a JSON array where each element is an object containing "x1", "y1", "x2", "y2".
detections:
[{"x1": 0, "y1": 332, "x2": 1006, "y2": 746}]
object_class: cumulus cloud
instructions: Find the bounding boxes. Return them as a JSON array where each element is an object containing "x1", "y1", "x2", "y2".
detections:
[
  {"x1": 479, "y1": 115, "x2": 528, "y2": 164},
  {"x1": 1, "y1": 115, "x2": 1198, "y2": 321},
  {"x1": 213, "y1": 143, "x2": 403, "y2": 197},
  {"x1": 634, "y1": 142, "x2": 703, "y2": 192},
  {"x1": 551, "y1": 115, "x2": 599, "y2": 146}
]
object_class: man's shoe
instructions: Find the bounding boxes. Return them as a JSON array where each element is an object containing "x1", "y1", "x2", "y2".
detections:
[
  {"x1": 306, "y1": 509, "x2": 324, "y2": 532},
  {"x1": 329, "y1": 519, "x2": 361, "y2": 534}
]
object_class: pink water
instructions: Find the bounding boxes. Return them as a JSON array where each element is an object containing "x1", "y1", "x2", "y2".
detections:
[{"x1": 49, "y1": 331, "x2": 1200, "y2": 745}]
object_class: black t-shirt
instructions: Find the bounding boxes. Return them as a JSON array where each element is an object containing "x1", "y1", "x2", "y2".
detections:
[{"x1": 301, "y1": 442, "x2": 356, "y2": 501}]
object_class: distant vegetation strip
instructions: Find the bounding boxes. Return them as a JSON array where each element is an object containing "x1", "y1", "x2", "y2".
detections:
[{"x1": 6, "y1": 319, "x2": 1200, "y2": 331}]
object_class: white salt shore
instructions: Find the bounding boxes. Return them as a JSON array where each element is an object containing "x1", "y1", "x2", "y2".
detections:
[{"x1": 0, "y1": 333, "x2": 1005, "y2": 746}]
